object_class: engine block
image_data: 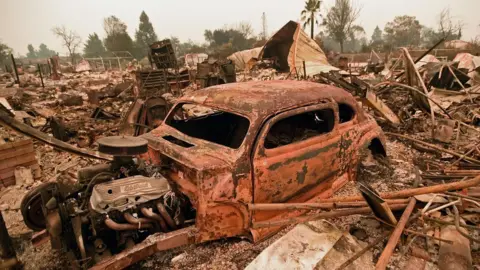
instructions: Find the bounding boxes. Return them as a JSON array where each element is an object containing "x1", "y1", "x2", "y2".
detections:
[{"x1": 90, "y1": 175, "x2": 171, "y2": 214}]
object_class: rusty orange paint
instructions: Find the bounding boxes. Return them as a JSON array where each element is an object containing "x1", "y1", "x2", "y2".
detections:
[{"x1": 140, "y1": 80, "x2": 386, "y2": 244}]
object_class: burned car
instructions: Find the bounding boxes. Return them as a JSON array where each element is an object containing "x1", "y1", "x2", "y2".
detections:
[{"x1": 21, "y1": 81, "x2": 386, "y2": 269}]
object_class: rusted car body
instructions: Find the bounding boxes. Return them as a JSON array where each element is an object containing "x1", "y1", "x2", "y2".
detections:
[
  {"x1": 17, "y1": 80, "x2": 386, "y2": 269},
  {"x1": 140, "y1": 80, "x2": 386, "y2": 243}
]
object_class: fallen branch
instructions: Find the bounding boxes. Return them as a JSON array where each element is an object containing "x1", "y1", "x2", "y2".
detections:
[
  {"x1": 452, "y1": 142, "x2": 480, "y2": 165},
  {"x1": 386, "y1": 132, "x2": 480, "y2": 164}
]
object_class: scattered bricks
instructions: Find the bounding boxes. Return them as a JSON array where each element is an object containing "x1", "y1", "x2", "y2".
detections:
[{"x1": 0, "y1": 139, "x2": 41, "y2": 187}]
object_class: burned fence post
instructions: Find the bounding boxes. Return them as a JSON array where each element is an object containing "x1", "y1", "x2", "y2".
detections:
[
  {"x1": 46, "y1": 60, "x2": 52, "y2": 76},
  {"x1": 10, "y1": 54, "x2": 20, "y2": 84},
  {"x1": 50, "y1": 56, "x2": 60, "y2": 80},
  {"x1": 37, "y1": 64, "x2": 45, "y2": 89},
  {"x1": 0, "y1": 211, "x2": 18, "y2": 269},
  {"x1": 302, "y1": 60, "x2": 306, "y2": 79}
]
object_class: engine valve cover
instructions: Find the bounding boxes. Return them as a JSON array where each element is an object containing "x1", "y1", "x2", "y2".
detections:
[{"x1": 90, "y1": 175, "x2": 170, "y2": 214}]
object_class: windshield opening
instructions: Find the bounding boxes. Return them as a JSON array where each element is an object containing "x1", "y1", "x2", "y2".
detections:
[{"x1": 165, "y1": 103, "x2": 250, "y2": 149}]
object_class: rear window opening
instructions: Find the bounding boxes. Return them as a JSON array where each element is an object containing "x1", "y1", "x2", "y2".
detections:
[
  {"x1": 166, "y1": 103, "x2": 250, "y2": 149},
  {"x1": 338, "y1": 103, "x2": 355, "y2": 123},
  {"x1": 265, "y1": 108, "x2": 335, "y2": 149}
]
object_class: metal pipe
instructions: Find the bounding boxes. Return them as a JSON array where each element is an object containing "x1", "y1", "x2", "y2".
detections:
[
  {"x1": 123, "y1": 213, "x2": 153, "y2": 225},
  {"x1": 252, "y1": 204, "x2": 409, "y2": 229},
  {"x1": 248, "y1": 199, "x2": 410, "y2": 211},
  {"x1": 104, "y1": 218, "x2": 152, "y2": 231},
  {"x1": 376, "y1": 198, "x2": 417, "y2": 270},
  {"x1": 10, "y1": 54, "x2": 19, "y2": 84},
  {"x1": 37, "y1": 63, "x2": 44, "y2": 88},
  {"x1": 156, "y1": 203, "x2": 177, "y2": 229},
  {"x1": 140, "y1": 207, "x2": 169, "y2": 232},
  {"x1": 321, "y1": 174, "x2": 480, "y2": 203}
]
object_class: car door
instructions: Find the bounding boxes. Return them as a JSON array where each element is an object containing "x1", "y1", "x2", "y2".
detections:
[
  {"x1": 252, "y1": 101, "x2": 342, "y2": 205},
  {"x1": 336, "y1": 102, "x2": 360, "y2": 174}
]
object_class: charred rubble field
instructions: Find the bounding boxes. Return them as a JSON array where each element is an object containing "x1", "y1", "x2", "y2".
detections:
[{"x1": 1, "y1": 44, "x2": 480, "y2": 270}]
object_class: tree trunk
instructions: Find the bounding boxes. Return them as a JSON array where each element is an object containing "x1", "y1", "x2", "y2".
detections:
[
  {"x1": 310, "y1": 13, "x2": 314, "y2": 39},
  {"x1": 340, "y1": 41, "x2": 344, "y2": 53}
]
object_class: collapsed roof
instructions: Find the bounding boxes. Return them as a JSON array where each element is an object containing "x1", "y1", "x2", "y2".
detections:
[
  {"x1": 258, "y1": 20, "x2": 336, "y2": 76},
  {"x1": 453, "y1": 53, "x2": 480, "y2": 82},
  {"x1": 227, "y1": 47, "x2": 263, "y2": 70}
]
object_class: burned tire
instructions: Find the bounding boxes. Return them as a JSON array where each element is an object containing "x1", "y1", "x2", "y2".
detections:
[{"x1": 20, "y1": 182, "x2": 57, "y2": 231}]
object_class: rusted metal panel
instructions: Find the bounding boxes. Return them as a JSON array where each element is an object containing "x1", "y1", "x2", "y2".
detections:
[
  {"x1": 252, "y1": 102, "x2": 343, "y2": 204},
  {"x1": 178, "y1": 80, "x2": 359, "y2": 119}
]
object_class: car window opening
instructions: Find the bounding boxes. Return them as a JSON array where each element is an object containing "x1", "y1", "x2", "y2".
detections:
[
  {"x1": 166, "y1": 104, "x2": 250, "y2": 149},
  {"x1": 338, "y1": 103, "x2": 355, "y2": 123},
  {"x1": 265, "y1": 108, "x2": 335, "y2": 149}
]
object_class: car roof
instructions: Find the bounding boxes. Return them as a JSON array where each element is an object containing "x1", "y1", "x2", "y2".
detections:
[{"x1": 179, "y1": 80, "x2": 356, "y2": 119}]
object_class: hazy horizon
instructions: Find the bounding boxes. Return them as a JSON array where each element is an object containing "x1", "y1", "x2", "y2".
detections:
[{"x1": 1, "y1": 0, "x2": 479, "y2": 56}]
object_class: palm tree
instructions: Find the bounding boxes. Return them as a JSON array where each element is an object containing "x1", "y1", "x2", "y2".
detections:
[{"x1": 301, "y1": 0, "x2": 321, "y2": 39}]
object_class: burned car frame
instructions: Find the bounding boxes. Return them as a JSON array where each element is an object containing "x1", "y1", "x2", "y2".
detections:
[{"x1": 22, "y1": 81, "x2": 386, "y2": 269}]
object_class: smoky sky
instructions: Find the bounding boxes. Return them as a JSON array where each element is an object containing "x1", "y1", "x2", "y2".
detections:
[{"x1": 1, "y1": 0, "x2": 479, "y2": 55}]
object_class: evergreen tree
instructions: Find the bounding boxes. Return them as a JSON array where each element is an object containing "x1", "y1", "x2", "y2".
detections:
[
  {"x1": 26, "y1": 44, "x2": 37, "y2": 58},
  {"x1": 37, "y1": 44, "x2": 57, "y2": 58},
  {"x1": 371, "y1": 26, "x2": 382, "y2": 43},
  {"x1": 370, "y1": 26, "x2": 384, "y2": 50},
  {"x1": 134, "y1": 11, "x2": 158, "y2": 58},
  {"x1": 0, "y1": 42, "x2": 12, "y2": 66},
  {"x1": 103, "y1": 16, "x2": 134, "y2": 54},
  {"x1": 83, "y1": 33, "x2": 107, "y2": 57}
]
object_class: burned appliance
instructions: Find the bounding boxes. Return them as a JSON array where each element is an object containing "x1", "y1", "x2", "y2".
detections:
[{"x1": 20, "y1": 136, "x2": 195, "y2": 268}]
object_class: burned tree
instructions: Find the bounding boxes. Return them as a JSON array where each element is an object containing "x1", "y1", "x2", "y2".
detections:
[
  {"x1": 324, "y1": 0, "x2": 363, "y2": 53},
  {"x1": 437, "y1": 8, "x2": 464, "y2": 41},
  {"x1": 52, "y1": 26, "x2": 82, "y2": 64}
]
